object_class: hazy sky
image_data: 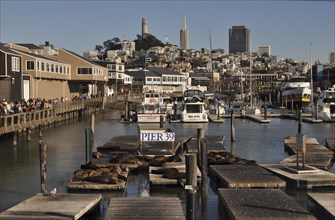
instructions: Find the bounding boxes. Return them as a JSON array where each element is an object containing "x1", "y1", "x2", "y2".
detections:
[{"x1": 1, "y1": 0, "x2": 334, "y2": 63}]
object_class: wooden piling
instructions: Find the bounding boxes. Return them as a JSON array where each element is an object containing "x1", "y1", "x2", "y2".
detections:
[
  {"x1": 12, "y1": 131, "x2": 17, "y2": 146},
  {"x1": 90, "y1": 114, "x2": 95, "y2": 152},
  {"x1": 197, "y1": 128, "x2": 204, "y2": 167},
  {"x1": 315, "y1": 100, "x2": 318, "y2": 120},
  {"x1": 26, "y1": 128, "x2": 31, "y2": 142},
  {"x1": 160, "y1": 115, "x2": 164, "y2": 128},
  {"x1": 39, "y1": 141, "x2": 47, "y2": 194},
  {"x1": 186, "y1": 154, "x2": 197, "y2": 220},
  {"x1": 217, "y1": 103, "x2": 220, "y2": 120},
  {"x1": 38, "y1": 125, "x2": 43, "y2": 138},
  {"x1": 264, "y1": 106, "x2": 267, "y2": 120},
  {"x1": 230, "y1": 110, "x2": 235, "y2": 142},
  {"x1": 298, "y1": 109, "x2": 302, "y2": 134},
  {"x1": 200, "y1": 137, "x2": 208, "y2": 206},
  {"x1": 85, "y1": 128, "x2": 92, "y2": 164},
  {"x1": 174, "y1": 101, "x2": 177, "y2": 119}
]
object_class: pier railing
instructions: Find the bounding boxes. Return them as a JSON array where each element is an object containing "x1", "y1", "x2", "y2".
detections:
[
  {"x1": 0, "y1": 94, "x2": 144, "y2": 135},
  {"x1": 0, "y1": 100, "x2": 86, "y2": 135}
]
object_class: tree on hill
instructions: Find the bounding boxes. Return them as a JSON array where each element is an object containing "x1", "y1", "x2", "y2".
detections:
[{"x1": 134, "y1": 33, "x2": 164, "y2": 51}]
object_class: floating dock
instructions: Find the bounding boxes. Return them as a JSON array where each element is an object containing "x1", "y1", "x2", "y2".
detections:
[
  {"x1": 260, "y1": 163, "x2": 335, "y2": 189},
  {"x1": 284, "y1": 135, "x2": 334, "y2": 170},
  {"x1": 281, "y1": 113, "x2": 322, "y2": 123},
  {"x1": 0, "y1": 193, "x2": 102, "y2": 220},
  {"x1": 218, "y1": 189, "x2": 316, "y2": 220},
  {"x1": 104, "y1": 197, "x2": 185, "y2": 220},
  {"x1": 243, "y1": 114, "x2": 271, "y2": 123},
  {"x1": 308, "y1": 192, "x2": 335, "y2": 220},
  {"x1": 209, "y1": 164, "x2": 286, "y2": 190}
]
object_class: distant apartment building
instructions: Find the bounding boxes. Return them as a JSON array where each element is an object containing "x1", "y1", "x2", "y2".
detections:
[
  {"x1": 259, "y1": 45, "x2": 271, "y2": 56},
  {"x1": 329, "y1": 52, "x2": 335, "y2": 64},
  {"x1": 229, "y1": 26, "x2": 250, "y2": 54}
]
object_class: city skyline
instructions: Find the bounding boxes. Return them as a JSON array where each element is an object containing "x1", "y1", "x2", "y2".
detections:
[{"x1": 0, "y1": 1, "x2": 334, "y2": 63}]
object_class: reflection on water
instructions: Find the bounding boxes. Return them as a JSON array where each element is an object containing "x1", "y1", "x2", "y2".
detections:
[{"x1": 0, "y1": 111, "x2": 334, "y2": 219}]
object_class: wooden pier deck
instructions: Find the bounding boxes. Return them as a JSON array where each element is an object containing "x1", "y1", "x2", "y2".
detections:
[
  {"x1": 104, "y1": 197, "x2": 185, "y2": 220},
  {"x1": 209, "y1": 164, "x2": 286, "y2": 190},
  {"x1": 218, "y1": 189, "x2": 316, "y2": 220},
  {"x1": 308, "y1": 192, "x2": 335, "y2": 220},
  {"x1": 260, "y1": 164, "x2": 335, "y2": 189},
  {"x1": 0, "y1": 193, "x2": 102, "y2": 220},
  {"x1": 185, "y1": 135, "x2": 225, "y2": 153}
]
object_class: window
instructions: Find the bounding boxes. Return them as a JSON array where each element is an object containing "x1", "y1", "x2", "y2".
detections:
[
  {"x1": 37, "y1": 61, "x2": 40, "y2": 71},
  {"x1": 60, "y1": 66, "x2": 63, "y2": 73},
  {"x1": 46, "y1": 63, "x2": 49, "y2": 72},
  {"x1": 51, "y1": 64, "x2": 54, "y2": 72},
  {"x1": 77, "y1": 67, "x2": 92, "y2": 74},
  {"x1": 27, "y1": 60, "x2": 35, "y2": 70},
  {"x1": 55, "y1": 65, "x2": 58, "y2": 73},
  {"x1": 11, "y1": 57, "x2": 20, "y2": 72},
  {"x1": 41, "y1": 62, "x2": 45, "y2": 71}
]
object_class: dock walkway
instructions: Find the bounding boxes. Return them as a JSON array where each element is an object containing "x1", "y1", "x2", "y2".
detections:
[
  {"x1": 104, "y1": 197, "x2": 185, "y2": 220},
  {"x1": 0, "y1": 193, "x2": 102, "y2": 220},
  {"x1": 185, "y1": 135, "x2": 225, "y2": 153}
]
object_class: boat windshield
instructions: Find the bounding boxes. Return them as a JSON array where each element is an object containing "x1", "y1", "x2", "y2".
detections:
[
  {"x1": 186, "y1": 104, "x2": 203, "y2": 113},
  {"x1": 184, "y1": 90, "x2": 205, "y2": 100}
]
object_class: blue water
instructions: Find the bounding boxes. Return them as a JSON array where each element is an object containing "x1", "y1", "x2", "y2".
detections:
[{"x1": 0, "y1": 111, "x2": 334, "y2": 219}]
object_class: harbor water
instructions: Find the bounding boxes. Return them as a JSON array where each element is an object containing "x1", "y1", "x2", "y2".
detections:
[{"x1": 0, "y1": 110, "x2": 334, "y2": 219}]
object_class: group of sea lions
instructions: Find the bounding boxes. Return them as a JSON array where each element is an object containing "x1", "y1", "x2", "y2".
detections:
[
  {"x1": 139, "y1": 155, "x2": 182, "y2": 167},
  {"x1": 70, "y1": 163, "x2": 127, "y2": 185},
  {"x1": 208, "y1": 151, "x2": 256, "y2": 165}
]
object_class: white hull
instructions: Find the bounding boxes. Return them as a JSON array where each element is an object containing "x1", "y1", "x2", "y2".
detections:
[
  {"x1": 137, "y1": 113, "x2": 166, "y2": 123},
  {"x1": 181, "y1": 112, "x2": 208, "y2": 123}
]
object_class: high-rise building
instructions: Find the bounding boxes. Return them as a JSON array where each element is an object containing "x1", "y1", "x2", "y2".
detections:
[
  {"x1": 229, "y1": 26, "x2": 250, "y2": 54},
  {"x1": 180, "y1": 16, "x2": 189, "y2": 50},
  {"x1": 259, "y1": 45, "x2": 271, "y2": 56},
  {"x1": 142, "y1": 18, "x2": 148, "y2": 38},
  {"x1": 329, "y1": 52, "x2": 335, "y2": 64}
]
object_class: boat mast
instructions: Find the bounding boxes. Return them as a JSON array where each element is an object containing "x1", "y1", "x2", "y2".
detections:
[
  {"x1": 310, "y1": 42, "x2": 313, "y2": 104},
  {"x1": 249, "y1": 30, "x2": 252, "y2": 107},
  {"x1": 209, "y1": 30, "x2": 214, "y2": 94}
]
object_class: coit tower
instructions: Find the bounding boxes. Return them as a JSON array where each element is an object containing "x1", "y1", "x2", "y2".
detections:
[
  {"x1": 180, "y1": 16, "x2": 189, "y2": 50},
  {"x1": 142, "y1": 18, "x2": 148, "y2": 39}
]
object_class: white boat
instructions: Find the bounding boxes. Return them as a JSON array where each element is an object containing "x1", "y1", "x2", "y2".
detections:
[
  {"x1": 137, "y1": 89, "x2": 166, "y2": 123},
  {"x1": 315, "y1": 85, "x2": 335, "y2": 122},
  {"x1": 277, "y1": 76, "x2": 311, "y2": 109},
  {"x1": 181, "y1": 89, "x2": 208, "y2": 123}
]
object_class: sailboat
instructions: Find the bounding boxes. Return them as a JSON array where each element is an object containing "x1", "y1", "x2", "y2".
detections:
[{"x1": 243, "y1": 35, "x2": 261, "y2": 115}]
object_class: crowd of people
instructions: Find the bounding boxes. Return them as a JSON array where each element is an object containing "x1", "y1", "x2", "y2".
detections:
[{"x1": 0, "y1": 95, "x2": 89, "y2": 116}]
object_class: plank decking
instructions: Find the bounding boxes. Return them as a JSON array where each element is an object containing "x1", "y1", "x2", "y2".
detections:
[
  {"x1": 104, "y1": 197, "x2": 185, "y2": 220},
  {"x1": 209, "y1": 164, "x2": 286, "y2": 190}
]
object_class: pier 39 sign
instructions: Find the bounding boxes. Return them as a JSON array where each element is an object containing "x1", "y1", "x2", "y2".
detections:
[{"x1": 140, "y1": 129, "x2": 175, "y2": 142}]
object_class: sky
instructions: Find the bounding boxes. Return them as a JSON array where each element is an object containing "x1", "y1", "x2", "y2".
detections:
[{"x1": 0, "y1": 0, "x2": 334, "y2": 63}]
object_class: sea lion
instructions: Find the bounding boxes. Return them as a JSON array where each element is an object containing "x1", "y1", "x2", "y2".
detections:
[
  {"x1": 151, "y1": 168, "x2": 179, "y2": 175},
  {"x1": 80, "y1": 163, "x2": 100, "y2": 170},
  {"x1": 84, "y1": 175, "x2": 118, "y2": 184}
]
